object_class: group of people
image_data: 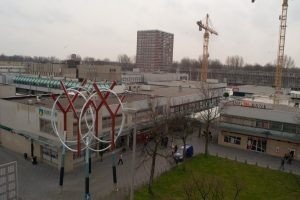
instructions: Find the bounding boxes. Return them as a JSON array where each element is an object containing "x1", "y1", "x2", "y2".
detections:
[{"x1": 279, "y1": 151, "x2": 295, "y2": 170}]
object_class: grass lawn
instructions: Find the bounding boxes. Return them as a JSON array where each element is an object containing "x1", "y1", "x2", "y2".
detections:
[{"x1": 134, "y1": 155, "x2": 300, "y2": 200}]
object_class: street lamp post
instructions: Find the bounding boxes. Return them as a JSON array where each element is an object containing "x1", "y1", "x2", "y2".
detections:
[
  {"x1": 130, "y1": 112, "x2": 137, "y2": 200},
  {"x1": 123, "y1": 107, "x2": 137, "y2": 200}
]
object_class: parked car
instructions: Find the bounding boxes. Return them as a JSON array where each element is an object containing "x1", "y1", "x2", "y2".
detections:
[{"x1": 173, "y1": 145, "x2": 194, "y2": 162}]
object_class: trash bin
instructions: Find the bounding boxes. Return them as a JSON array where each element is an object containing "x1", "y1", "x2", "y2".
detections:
[{"x1": 185, "y1": 145, "x2": 194, "y2": 158}]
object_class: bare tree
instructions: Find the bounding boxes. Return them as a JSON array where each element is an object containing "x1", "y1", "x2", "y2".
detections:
[
  {"x1": 169, "y1": 113, "x2": 195, "y2": 162},
  {"x1": 183, "y1": 172, "x2": 245, "y2": 200},
  {"x1": 103, "y1": 58, "x2": 110, "y2": 62},
  {"x1": 283, "y1": 55, "x2": 295, "y2": 69},
  {"x1": 226, "y1": 55, "x2": 244, "y2": 69},
  {"x1": 83, "y1": 57, "x2": 95, "y2": 63},
  {"x1": 185, "y1": 172, "x2": 225, "y2": 200},
  {"x1": 117, "y1": 54, "x2": 132, "y2": 71},
  {"x1": 179, "y1": 58, "x2": 201, "y2": 81},
  {"x1": 196, "y1": 83, "x2": 221, "y2": 155},
  {"x1": 137, "y1": 97, "x2": 171, "y2": 195}
]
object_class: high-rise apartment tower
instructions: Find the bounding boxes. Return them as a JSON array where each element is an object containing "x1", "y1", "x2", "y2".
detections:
[{"x1": 136, "y1": 30, "x2": 174, "y2": 71}]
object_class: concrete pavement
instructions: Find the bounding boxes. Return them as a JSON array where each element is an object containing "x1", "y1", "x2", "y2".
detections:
[{"x1": 1, "y1": 133, "x2": 300, "y2": 200}]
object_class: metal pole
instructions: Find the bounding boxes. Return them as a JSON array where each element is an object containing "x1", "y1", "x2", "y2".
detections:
[
  {"x1": 59, "y1": 131, "x2": 66, "y2": 187},
  {"x1": 112, "y1": 151, "x2": 117, "y2": 191},
  {"x1": 130, "y1": 112, "x2": 137, "y2": 200},
  {"x1": 85, "y1": 137, "x2": 91, "y2": 199}
]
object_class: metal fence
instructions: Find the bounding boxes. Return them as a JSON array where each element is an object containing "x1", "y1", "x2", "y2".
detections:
[{"x1": 0, "y1": 161, "x2": 18, "y2": 200}]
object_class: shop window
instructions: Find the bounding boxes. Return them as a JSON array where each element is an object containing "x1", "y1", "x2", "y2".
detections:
[
  {"x1": 256, "y1": 120, "x2": 269, "y2": 129},
  {"x1": 224, "y1": 135, "x2": 241, "y2": 145},
  {"x1": 42, "y1": 146, "x2": 58, "y2": 164},
  {"x1": 269, "y1": 121, "x2": 282, "y2": 131},
  {"x1": 283, "y1": 124, "x2": 296, "y2": 133},
  {"x1": 296, "y1": 127, "x2": 300, "y2": 134}
]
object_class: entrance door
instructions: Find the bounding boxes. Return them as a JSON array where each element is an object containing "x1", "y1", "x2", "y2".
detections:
[{"x1": 247, "y1": 137, "x2": 267, "y2": 152}]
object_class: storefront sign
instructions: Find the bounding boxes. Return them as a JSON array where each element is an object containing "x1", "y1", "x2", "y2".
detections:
[
  {"x1": 38, "y1": 107, "x2": 57, "y2": 118},
  {"x1": 231, "y1": 100, "x2": 268, "y2": 109}
]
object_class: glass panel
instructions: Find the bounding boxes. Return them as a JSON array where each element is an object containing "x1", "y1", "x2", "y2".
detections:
[
  {"x1": 54, "y1": 81, "x2": 60, "y2": 88},
  {"x1": 36, "y1": 79, "x2": 42, "y2": 86},
  {"x1": 270, "y1": 121, "x2": 282, "y2": 131},
  {"x1": 74, "y1": 82, "x2": 80, "y2": 88},
  {"x1": 283, "y1": 124, "x2": 296, "y2": 133},
  {"x1": 31, "y1": 78, "x2": 38, "y2": 85},
  {"x1": 45, "y1": 80, "x2": 51, "y2": 87}
]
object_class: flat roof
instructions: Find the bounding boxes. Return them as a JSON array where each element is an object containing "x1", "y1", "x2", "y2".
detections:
[
  {"x1": 4, "y1": 93, "x2": 150, "y2": 109},
  {"x1": 137, "y1": 81, "x2": 226, "y2": 98},
  {"x1": 235, "y1": 85, "x2": 275, "y2": 96},
  {"x1": 148, "y1": 81, "x2": 227, "y2": 89},
  {"x1": 137, "y1": 85, "x2": 202, "y2": 98},
  {"x1": 222, "y1": 105, "x2": 300, "y2": 124}
]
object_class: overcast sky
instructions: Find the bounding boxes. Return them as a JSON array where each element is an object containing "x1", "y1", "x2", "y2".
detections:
[{"x1": 0, "y1": 0, "x2": 299, "y2": 66}]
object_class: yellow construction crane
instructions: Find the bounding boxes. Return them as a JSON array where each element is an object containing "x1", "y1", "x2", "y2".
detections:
[
  {"x1": 275, "y1": 0, "x2": 288, "y2": 96},
  {"x1": 197, "y1": 14, "x2": 218, "y2": 82},
  {"x1": 253, "y1": 0, "x2": 289, "y2": 102}
]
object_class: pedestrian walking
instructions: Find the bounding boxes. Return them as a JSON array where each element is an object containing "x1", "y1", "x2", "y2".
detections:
[
  {"x1": 279, "y1": 158, "x2": 285, "y2": 170},
  {"x1": 118, "y1": 153, "x2": 123, "y2": 165}
]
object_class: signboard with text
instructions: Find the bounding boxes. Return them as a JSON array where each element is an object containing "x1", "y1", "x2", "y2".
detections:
[{"x1": 227, "y1": 100, "x2": 271, "y2": 110}]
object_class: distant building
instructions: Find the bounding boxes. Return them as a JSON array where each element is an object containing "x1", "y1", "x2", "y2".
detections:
[
  {"x1": 78, "y1": 64, "x2": 121, "y2": 82},
  {"x1": 208, "y1": 68, "x2": 300, "y2": 89},
  {"x1": 121, "y1": 71, "x2": 188, "y2": 84},
  {"x1": 136, "y1": 30, "x2": 174, "y2": 72}
]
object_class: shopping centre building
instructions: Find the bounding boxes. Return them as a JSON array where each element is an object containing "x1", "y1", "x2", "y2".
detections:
[
  {"x1": 0, "y1": 80, "x2": 225, "y2": 171},
  {"x1": 218, "y1": 100, "x2": 300, "y2": 160}
]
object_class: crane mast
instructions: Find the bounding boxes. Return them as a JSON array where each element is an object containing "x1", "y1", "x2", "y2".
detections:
[
  {"x1": 197, "y1": 14, "x2": 218, "y2": 82},
  {"x1": 275, "y1": 0, "x2": 288, "y2": 95}
]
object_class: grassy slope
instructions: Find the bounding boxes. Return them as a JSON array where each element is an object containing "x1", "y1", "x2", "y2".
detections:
[{"x1": 134, "y1": 155, "x2": 300, "y2": 200}]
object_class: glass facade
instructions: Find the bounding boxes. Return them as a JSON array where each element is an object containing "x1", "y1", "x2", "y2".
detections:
[{"x1": 13, "y1": 76, "x2": 111, "y2": 90}]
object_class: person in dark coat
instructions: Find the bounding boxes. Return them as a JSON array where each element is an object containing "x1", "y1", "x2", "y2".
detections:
[
  {"x1": 279, "y1": 158, "x2": 285, "y2": 170},
  {"x1": 118, "y1": 153, "x2": 123, "y2": 165}
]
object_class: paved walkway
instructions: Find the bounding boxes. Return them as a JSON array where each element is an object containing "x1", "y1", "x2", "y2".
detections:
[{"x1": 1, "y1": 133, "x2": 300, "y2": 200}]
